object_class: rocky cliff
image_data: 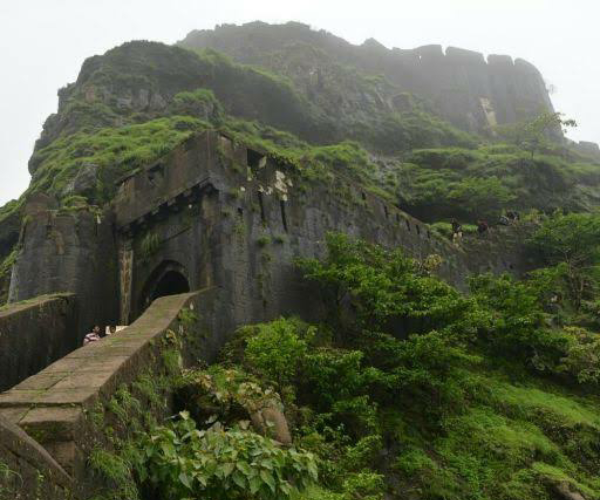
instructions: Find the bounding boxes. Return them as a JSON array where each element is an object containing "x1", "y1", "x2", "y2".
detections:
[
  {"x1": 2, "y1": 21, "x2": 599, "y2": 306},
  {"x1": 180, "y1": 21, "x2": 556, "y2": 136}
]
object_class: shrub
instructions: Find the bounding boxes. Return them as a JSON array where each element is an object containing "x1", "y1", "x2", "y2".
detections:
[
  {"x1": 245, "y1": 318, "x2": 309, "y2": 392},
  {"x1": 140, "y1": 411, "x2": 318, "y2": 500}
]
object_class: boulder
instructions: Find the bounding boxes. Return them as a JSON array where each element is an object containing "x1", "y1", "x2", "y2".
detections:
[{"x1": 250, "y1": 404, "x2": 292, "y2": 445}]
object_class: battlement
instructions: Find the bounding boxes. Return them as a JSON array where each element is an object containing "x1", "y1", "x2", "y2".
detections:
[{"x1": 181, "y1": 22, "x2": 555, "y2": 136}]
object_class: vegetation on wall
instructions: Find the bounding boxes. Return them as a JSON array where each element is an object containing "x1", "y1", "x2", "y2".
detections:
[
  {"x1": 89, "y1": 213, "x2": 600, "y2": 500},
  {"x1": 6, "y1": 37, "x2": 598, "y2": 232},
  {"x1": 398, "y1": 144, "x2": 600, "y2": 222},
  {"x1": 29, "y1": 116, "x2": 209, "y2": 205},
  {"x1": 189, "y1": 226, "x2": 600, "y2": 500}
]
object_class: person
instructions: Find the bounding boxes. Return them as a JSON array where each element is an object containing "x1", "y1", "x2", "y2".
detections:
[
  {"x1": 507, "y1": 210, "x2": 520, "y2": 224},
  {"x1": 83, "y1": 325, "x2": 101, "y2": 345},
  {"x1": 498, "y1": 214, "x2": 510, "y2": 226},
  {"x1": 477, "y1": 220, "x2": 489, "y2": 237},
  {"x1": 107, "y1": 325, "x2": 117, "y2": 336},
  {"x1": 451, "y1": 219, "x2": 463, "y2": 245}
]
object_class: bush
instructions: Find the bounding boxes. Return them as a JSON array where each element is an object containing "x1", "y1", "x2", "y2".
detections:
[
  {"x1": 245, "y1": 318, "x2": 309, "y2": 392},
  {"x1": 141, "y1": 411, "x2": 318, "y2": 500}
]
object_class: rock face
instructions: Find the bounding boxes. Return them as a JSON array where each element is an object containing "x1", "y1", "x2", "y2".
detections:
[
  {"x1": 28, "y1": 41, "x2": 328, "y2": 175},
  {"x1": 250, "y1": 405, "x2": 292, "y2": 445},
  {"x1": 61, "y1": 162, "x2": 99, "y2": 197},
  {"x1": 180, "y1": 21, "x2": 556, "y2": 135}
]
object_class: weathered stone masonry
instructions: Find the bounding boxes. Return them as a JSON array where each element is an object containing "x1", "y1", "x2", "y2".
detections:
[
  {"x1": 0, "y1": 293, "x2": 77, "y2": 392},
  {"x1": 4, "y1": 129, "x2": 534, "y2": 390},
  {"x1": 0, "y1": 288, "x2": 229, "y2": 498},
  {"x1": 113, "y1": 130, "x2": 532, "y2": 324},
  {"x1": 0, "y1": 129, "x2": 535, "y2": 499}
]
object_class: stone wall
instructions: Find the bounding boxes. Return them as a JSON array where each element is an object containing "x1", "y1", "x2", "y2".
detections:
[
  {"x1": 114, "y1": 130, "x2": 533, "y2": 325},
  {"x1": 181, "y1": 23, "x2": 556, "y2": 135},
  {"x1": 8, "y1": 207, "x2": 119, "y2": 337},
  {"x1": 0, "y1": 288, "x2": 231, "y2": 498},
  {"x1": 0, "y1": 415, "x2": 72, "y2": 500},
  {"x1": 0, "y1": 294, "x2": 78, "y2": 392}
]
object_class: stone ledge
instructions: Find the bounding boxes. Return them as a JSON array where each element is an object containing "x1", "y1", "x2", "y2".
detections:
[{"x1": 0, "y1": 289, "x2": 210, "y2": 476}]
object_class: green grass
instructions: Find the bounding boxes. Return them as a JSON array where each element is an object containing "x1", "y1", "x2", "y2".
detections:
[
  {"x1": 29, "y1": 116, "x2": 210, "y2": 204},
  {"x1": 389, "y1": 368, "x2": 600, "y2": 500},
  {"x1": 398, "y1": 146, "x2": 600, "y2": 222}
]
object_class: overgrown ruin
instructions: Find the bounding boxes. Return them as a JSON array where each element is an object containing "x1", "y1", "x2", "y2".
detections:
[{"x1": 1, "y1": 21, "x2": 599, "y2": 500}]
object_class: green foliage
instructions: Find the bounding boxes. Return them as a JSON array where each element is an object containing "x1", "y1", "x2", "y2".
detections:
[
  {"x1": 139, "y1": 231, "x2": 161, "y2": 259},
  {"x1": 291, "y1": 234, "x2": 600, "y2": 498},
  {"x1": 244, "y1": 318, "x2": 309, "y2": 391},
  {"x1": 530, "y1": 212, "x2": 600, "y2": 267},
  {"x1": 558, "y1": 327, "x2": 600, "y2": 383},
  {"x1": 399, "y1": 143, "x2": 600, "y2": 222},
  {"x1": 0, "y1": 200, "x2": 19, "y2": 225},
  {"x1": 0, "y1": 249, "x2": 17, "y2": 304},
  {"x1": 469, "y1": 273, "x2": 570, "y2": 369},
  {"x1": 530, "y1": 212, "x2": 600, "y2": 309},
  {"x1": 89, "y1": 232, "x2": 600, "y2": 500},
  {"x1": 359, "y1": 109, "x2": 478, "y2": 154},
  {"x1": 140, "y1": 411, "x2": 317, "y2": 500},
  {"x1": 170, "y1": 88, "x2": 224, "y2": 120},
  {"x1": 256, "y1": 235, "x2": 272, "y2": 247},
  {"x1": 89, "y1": 448, "x2": 140, "y2": 500},
  {"x1": 0, "y1": 250, "x2": 16, "y2": 280},
  {"x1": 297, "y1": 233, "x2": 469, "y2": 333},
  {"x1": 495, "y1": 112, "x2": 578, "y2": 159},
  {"x1": 28, "y1": 116, "x2": 209, "y2": 204}
]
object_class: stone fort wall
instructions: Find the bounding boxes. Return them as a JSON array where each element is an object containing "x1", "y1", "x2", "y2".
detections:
[
  {"x1": 8, "y1": 129, "x2": 534, "y2": 340},
  {"x1": 183, "y1": 23, "x2": 556, "y2": 136},
  {"x1": 112, "y1": 130, "x2": 533, "y2": 327},
  {"x1": 0, "y1": 293, "x2": 78, "y2": 392},
  {"x1": 0, "y1": 130, "x2": 537, "y2": 499}
]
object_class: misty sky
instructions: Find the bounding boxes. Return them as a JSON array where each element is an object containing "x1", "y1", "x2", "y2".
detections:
[{"x1": 0, "y1": 0, "x2": 597, "y2": 205}]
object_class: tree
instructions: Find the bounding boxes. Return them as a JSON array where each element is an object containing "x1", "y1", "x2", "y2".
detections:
[
  {"x1": 495, "y1": 112, "x2": 577, "y2": 159},
  {"x1": 245, "y1": 318, "x2": 308, "y2": 393},
  {"x1": 297, "y1": 233, "x2": 470, "y2": 336},
  {"x1": 529, "y1": 213, "x2": 600, "y2": 309}
]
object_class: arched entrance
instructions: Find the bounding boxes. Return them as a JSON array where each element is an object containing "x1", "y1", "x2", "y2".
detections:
[{"x1": 138, "y1": 261, "x2": 190, "y2": 315}]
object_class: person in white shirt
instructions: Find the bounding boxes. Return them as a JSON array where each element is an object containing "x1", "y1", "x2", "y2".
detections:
[{"x1": 83, "y1": 325, "x2": 102, "y2": 345}]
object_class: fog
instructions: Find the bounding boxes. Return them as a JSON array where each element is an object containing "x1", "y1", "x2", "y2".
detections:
[{"x1": 0, "y1": 0, "x2": 596, "y2": 205}]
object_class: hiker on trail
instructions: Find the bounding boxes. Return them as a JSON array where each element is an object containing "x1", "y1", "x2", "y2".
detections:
[
  {"x1": 83, "y1": 325, "x2": 101, "y2": 345},
  {"x1": 451, "y1": 219, "x2": 463, "y2": 245},
  {"x1": 507, "y1": 210, "x2": 520, "y2": 223},
  {"x1": 477, "y1": 220, "x2": 489, "y2": 236}
]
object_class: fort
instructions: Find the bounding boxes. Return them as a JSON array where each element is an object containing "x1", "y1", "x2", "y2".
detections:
[
  {"x1": 0, "y1": 128, "x2": 535, "y2": 498},
  {"x1": 181, "y1": 21, "x2": 557, "y2": 135}
]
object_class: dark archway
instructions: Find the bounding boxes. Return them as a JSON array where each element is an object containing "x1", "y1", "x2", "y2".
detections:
[
  {"x1": 151, "y1": 271, "x2": 190, "y2": 301},
  {"x1": 138, "y1": 261, "x2": 190, "y2": 316}
]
